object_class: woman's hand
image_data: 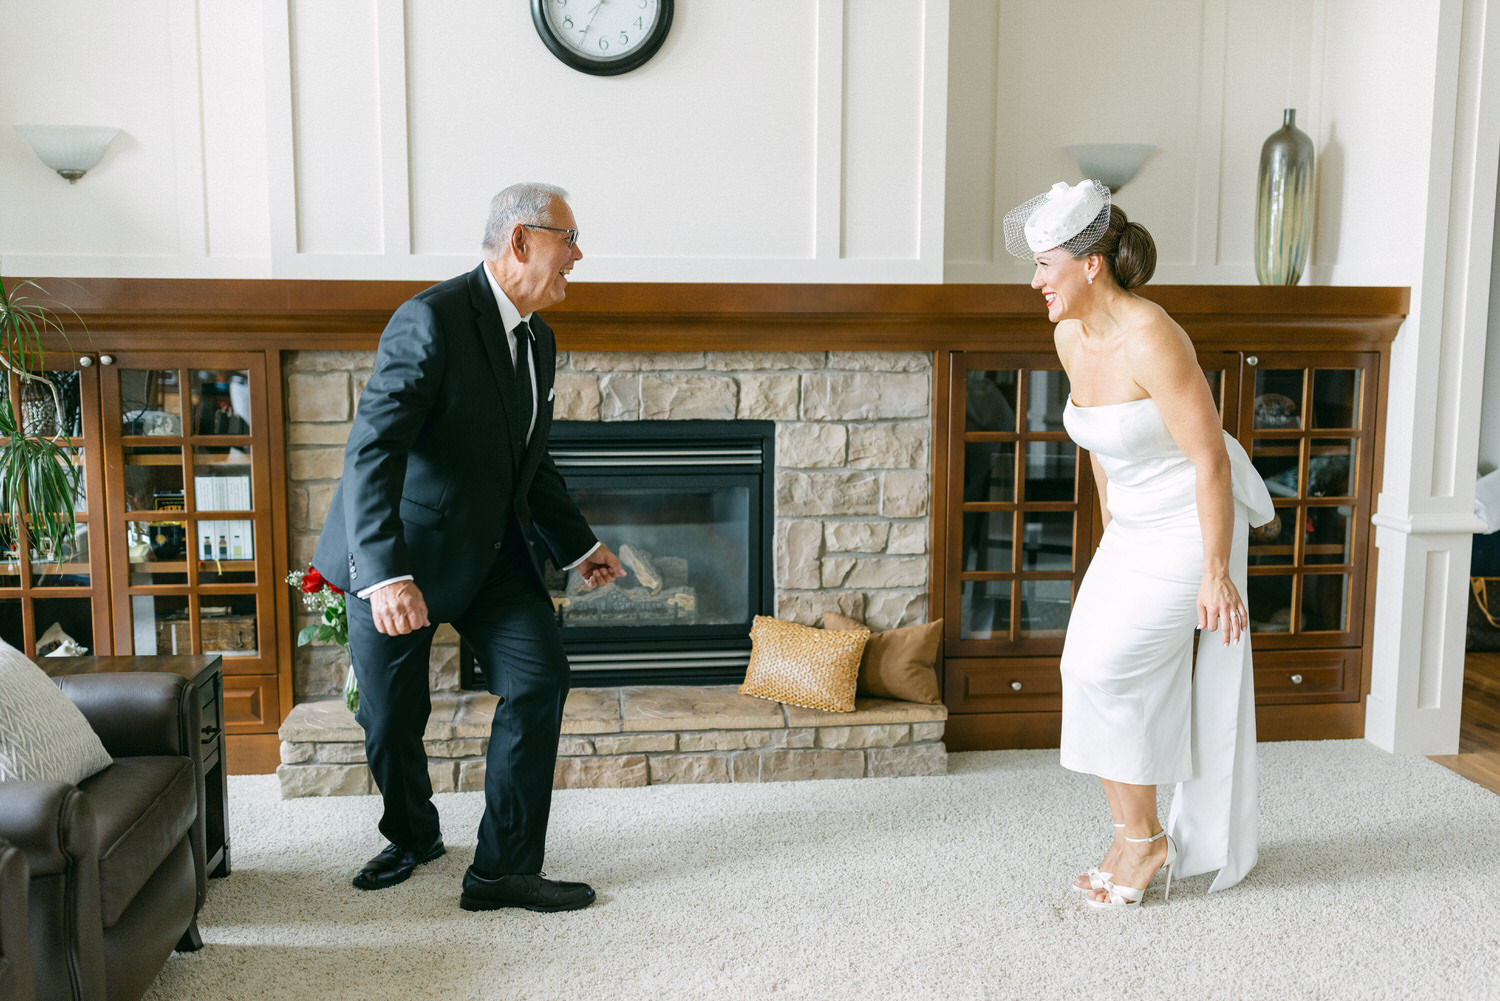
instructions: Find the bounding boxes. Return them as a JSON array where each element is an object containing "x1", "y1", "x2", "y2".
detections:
[{"x1": 1199, "y1": 572, "x2": 1247, "y2": 645}]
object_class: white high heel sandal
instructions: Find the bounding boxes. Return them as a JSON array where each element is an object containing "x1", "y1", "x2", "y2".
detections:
[
  {"x1": 1087, "y1": 829, "x2": 1177, "y2": 909},
  {"x1": 1072, "y1": 823, "x2": 1125, "y2": 893}
]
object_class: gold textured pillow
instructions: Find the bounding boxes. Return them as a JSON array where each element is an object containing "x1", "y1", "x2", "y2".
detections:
[
  {"x1": 740, "y1": 616, "x2": 868, "y2": 712},
  {"x1": 823, "y1": 613, "x2": 943, "y2": 705}
]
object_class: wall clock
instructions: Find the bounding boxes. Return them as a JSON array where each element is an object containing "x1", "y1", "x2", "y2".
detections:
[{"x1": 531, "y1": 0, "x2": 673, "y2": 77}]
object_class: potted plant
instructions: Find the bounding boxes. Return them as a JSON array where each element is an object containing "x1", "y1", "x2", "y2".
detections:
[{"x1": 0, "y1": 276, "x2": 82, "y2": 567}]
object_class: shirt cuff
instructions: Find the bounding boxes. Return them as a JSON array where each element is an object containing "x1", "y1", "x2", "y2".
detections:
[
  {"x1": 561, "y1": 542, "x2": 603, "y2": 572},
  {"x1": 357, "y1": 575, "x2": 413, "y2": 600}
]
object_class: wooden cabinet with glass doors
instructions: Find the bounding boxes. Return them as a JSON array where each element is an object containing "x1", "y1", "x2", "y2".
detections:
[
  {"x1": 940, "y1": 345, "x2": 1384, "y2": 750},
  {"x1": 1, "y1": 351, "x2": 282, "y2": 737}
]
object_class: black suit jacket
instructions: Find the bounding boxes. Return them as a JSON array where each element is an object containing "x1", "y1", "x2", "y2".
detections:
[{"x1": 313, "y1": 263, "x2": 596, "y2": 621}]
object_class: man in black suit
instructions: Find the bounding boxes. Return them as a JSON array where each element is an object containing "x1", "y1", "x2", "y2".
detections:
[{"x1": 313, "y1": 182, "x2": 624, "y2": 912}]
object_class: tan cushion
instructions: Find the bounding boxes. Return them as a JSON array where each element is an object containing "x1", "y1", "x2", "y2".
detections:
[
  {"x1": 739, "y1": 616, "x2": 867, "y2": 713},
  {"x1": 823, "y1": 613, "x2": 943, "y2": 705}
]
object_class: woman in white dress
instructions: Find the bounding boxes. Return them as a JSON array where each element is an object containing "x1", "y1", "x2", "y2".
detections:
[{"x1": 1001, "y1": 181, "x2": 1273, "y2": 909}]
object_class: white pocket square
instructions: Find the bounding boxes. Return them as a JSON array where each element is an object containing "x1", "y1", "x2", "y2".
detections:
[{"x1": 547, "y1": 388, "x2": 555, "y2": 401}]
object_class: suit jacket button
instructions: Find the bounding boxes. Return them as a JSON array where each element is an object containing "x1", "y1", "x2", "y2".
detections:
[{"x1": 493, "y1": 541, "x2": 503, "y2": 550}]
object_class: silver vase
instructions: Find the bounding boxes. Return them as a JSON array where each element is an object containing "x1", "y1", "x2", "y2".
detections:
[{"x1": 1254, "y1": 108, "x2": 1316, "y2": 285}]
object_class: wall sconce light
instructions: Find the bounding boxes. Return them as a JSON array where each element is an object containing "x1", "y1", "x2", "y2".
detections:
[
  {"x1": 1064, "y1": 143, "x2": 1157, "y2": 193},
  {"x1": 14, "y1": 125, "x2": 120, "y2": 183}
]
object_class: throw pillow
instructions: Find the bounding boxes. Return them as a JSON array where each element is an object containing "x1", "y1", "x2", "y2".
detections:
[
  {"x1": 0, "y1": 639, "x2": 113, "y2": 784},
  {"x1": 823, "y1": 613, "x2": 943, "y2": 705},
  {"x1": 739, "y1": 616, "x2": 868, "y2": 713}
]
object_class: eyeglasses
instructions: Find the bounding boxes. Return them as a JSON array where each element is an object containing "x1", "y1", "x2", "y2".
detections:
[{"x1": 522, "y1": 224, "x2": 579, "y2": 249}]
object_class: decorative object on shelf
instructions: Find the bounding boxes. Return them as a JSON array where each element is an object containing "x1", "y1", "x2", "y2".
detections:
[
  {"x1": 530, "y1": 0, "x2": 673, "y2": 76},
  {"x1": 1064, "y1": 143, "x2": 1157, "y2": 193},
  {"x1": 287, "y1": 566, "x2": 353, "y2": 711},
  {"x1": 0, "y1": 278, "x2": 82, "y2": 564},
  {"x1": 13, "y1": 124, "x2": 119, "y2": 183},
  {"x1": 1254, "y1": 109, "x2": 1316, "y2": 285}
]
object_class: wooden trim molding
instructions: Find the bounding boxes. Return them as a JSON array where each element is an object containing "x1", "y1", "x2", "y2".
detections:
[{"x1": 9, "y1": 277, "x2": 1410, "y2": 352}]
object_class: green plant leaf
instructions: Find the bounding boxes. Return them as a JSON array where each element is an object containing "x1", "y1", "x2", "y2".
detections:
[{"x1": 0, "y1": 277, "x2": 82, "y2": 563}]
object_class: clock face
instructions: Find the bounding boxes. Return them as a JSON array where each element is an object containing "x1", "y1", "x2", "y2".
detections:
[{"x1": 532, "y1": 0, "x2": 673, "y2": 76}]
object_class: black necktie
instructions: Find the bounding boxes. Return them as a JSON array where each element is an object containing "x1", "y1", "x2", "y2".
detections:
[{"x1": 513, "y1": 320, "x2": 535, "y2": 448}]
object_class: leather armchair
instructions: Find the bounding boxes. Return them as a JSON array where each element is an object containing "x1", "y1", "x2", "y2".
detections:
[
  {"x1": 0, "y1": 673, "x2": 207, "y2": 1001},
  {"x1": 1, "y1": 837, "x2": 35, "y2": 1001}
]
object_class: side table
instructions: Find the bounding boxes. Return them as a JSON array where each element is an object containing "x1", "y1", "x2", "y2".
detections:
[{"x1": 43, "y1": 654, "x2": 230, "y2": 878}]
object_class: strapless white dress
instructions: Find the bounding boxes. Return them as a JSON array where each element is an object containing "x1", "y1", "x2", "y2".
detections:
[{"x1": 1060, "y1": 396, "x2": 1274, "y2": 892}]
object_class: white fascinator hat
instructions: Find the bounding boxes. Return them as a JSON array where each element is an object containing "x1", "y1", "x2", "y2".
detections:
[{"x1": 1002, "y1": 179, "x2": 1111, "y2": 259}]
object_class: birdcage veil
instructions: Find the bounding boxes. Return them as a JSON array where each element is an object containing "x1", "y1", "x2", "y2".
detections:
[{"x1": 1002, "y1": 179, "x2": 1111, "y2": 259}]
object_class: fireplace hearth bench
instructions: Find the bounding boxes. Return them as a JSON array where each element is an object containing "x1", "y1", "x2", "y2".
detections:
[{"x1": 277, "y1": 685, "x2": 947, "y2": 796}]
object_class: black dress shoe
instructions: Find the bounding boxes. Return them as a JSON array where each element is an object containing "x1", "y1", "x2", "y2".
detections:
[
  {"x1": 352, "y1": 839, "x2": 445, "y2": 891},
  {"x1": 459, "y1": 867, "x2": 596, "y2": 912}
]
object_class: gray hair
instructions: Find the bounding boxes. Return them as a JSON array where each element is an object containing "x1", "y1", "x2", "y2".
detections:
[{"x1": 481, "y1": 182, "x2": 570, "y2": 256}]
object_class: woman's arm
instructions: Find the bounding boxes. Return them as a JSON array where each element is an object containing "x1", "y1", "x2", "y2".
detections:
[{"x1": 1127, "y1": 313, "x2": 1247, "y2": 645}]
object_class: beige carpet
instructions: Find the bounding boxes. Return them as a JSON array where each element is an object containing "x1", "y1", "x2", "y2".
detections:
[{"x1": 144, "y1": 741, "x2": 1500, "y2": 1001}]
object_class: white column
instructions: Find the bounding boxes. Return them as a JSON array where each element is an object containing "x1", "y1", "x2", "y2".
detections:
[{"x1": 1366, "y1": 0, "x2": 1500, "y2": 753}]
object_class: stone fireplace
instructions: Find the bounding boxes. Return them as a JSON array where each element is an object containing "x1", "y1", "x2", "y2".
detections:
[
  {"x1": 284, "y1": 348, "x2": 933, "y2": 702},
  {"x1": 278, "y1": 347, "x2": 945, "y2": 793}
]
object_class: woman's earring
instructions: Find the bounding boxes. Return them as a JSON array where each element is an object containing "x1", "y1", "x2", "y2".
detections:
[{"x1": 1087, "y1": 274, "x2": 1094, "y2": 285}]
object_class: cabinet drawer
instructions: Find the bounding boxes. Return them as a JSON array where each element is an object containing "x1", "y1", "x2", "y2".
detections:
[
  {"x1": 1252, "y1": 649, "x2": 1360, "y2": 704},
  {"x1": 223, "y1": 674, "x2": 281, "y2": 733},
  {"x1": 944, "y1": 657, "x2": 1061, "y2": 713}
]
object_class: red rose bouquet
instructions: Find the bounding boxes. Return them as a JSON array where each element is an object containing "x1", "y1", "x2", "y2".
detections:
[{"x1": 286, "y1": 565, "x2": 356, "y2": 711}]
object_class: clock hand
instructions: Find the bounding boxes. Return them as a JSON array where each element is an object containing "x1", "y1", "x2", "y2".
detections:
[{"x1": 578, "y1": 1, "x2": 603, "y2": 40}]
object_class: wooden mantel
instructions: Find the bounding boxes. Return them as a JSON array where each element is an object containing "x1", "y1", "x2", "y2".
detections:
[{"x1": 8, "y1": 277, "x2": 1410, "y2": 352}]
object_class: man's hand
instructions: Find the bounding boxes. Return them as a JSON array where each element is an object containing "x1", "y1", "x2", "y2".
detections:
[
  {"x1": 576, "y1": 544, "x2": 625, "y2": 588},
  {"x1": 370, "y1": 579, "x2": 431, "y2": 636}
]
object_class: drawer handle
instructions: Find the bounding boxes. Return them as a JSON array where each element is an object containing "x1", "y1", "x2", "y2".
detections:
[
  {"x1": 1010, "y1": 681, "x2": 1023, "y2": 691},
  {"x1": 1289, "y1": 673, "x2": 1304, "y2": 685},
  {"x1": 201, "y1": 725, "x2": 222, "y2": 740}
]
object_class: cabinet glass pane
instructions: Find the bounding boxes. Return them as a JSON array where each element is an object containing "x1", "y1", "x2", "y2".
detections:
[
  {"x1": 1311, "y1": 369, "x2": 1361, "y2": 429},
  {"x1": 194, "y1": 520, "x2": 254, "y2": 563},
  {"x1": 1021, "y1": 511, "x2": 1074, "y2": 571},
  {"x1": 192, "y1": 456, "x2": 254, "y2": 509},
  {"x1": 0, "y1": 602, "x2": 20, "y2": 648},
  {"x1": 1302, "y1": 574, "x2": 1349, "y2": 631},
  {"x1": 1024, "y1": 371, "x2": 1069, "y2": 431},
  {"x1": 34, "y1": 597, "x2": 93, "y2": 655},
  {"x1": 1019, "y1": 578, "x2": 1071, "y2": 637},
  {"x1": 190, "y1": 370, "x2": 252, "y2": 436},
  {"x1": 1253, "y1": 370, "x2": 1304, "y2": 429},
  {"x1": 1254, "y1": 441, "x2": 1300, "y2": 498},
  {"x1": 962, "y1": 512, "x2": 1013, "y2": 573},
  {"x1": 120, "y1": 369, "x2": 183, "y2": 436},
  {"x1": 199, "y1": 596, "x2": 259, "y2": 658},
  {"x1": 1308, "y1": 439, "x2": 1354, "y2": 497},
  {"x1": 124, "y1": 445, "x2": 184, "y2": 513},
  {"x1": 20, "y1": 370, "x2": 83, "y2": 437},
  {"x1": 31, "y1": 524, "x2": 90, "y2": 587},
  {"x1": 132, "y1": 594, "x2": 189, "y2": 655},
  {"x1": 1305, "y1": 506, "x2": 1353, "y2": 566},
  {"x1": 127, "y1": 517, "x2": 190, "y2": 566},
  {"x1": 1248, "y1": 574, "x2": 1293, "y2": 632},
  {"x1": 963, "y1": 442, "x2": 1015, "y2": 503},
  {"x1": 1249, "y1": 508, "x2": 1296, "y2": 565},
  {"x1": 1024, "y1": 441, "x2": 1076, "y2": 502},
  {"x1": 965, "y1": 371, "x2": 1018, "y2": 432},
  {"x1": 960, "y1": 580, "x2": 1011, "y2": 639}
]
